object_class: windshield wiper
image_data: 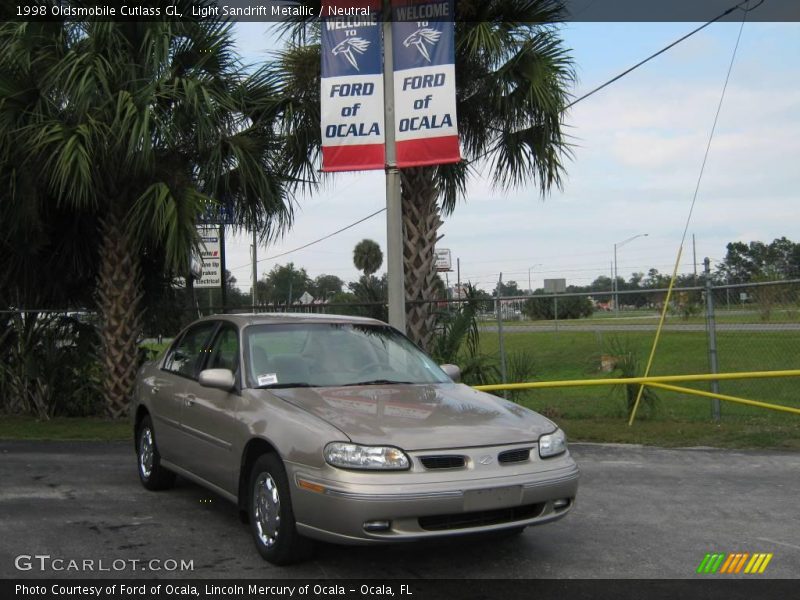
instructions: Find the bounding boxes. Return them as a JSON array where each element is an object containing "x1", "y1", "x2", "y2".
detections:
[
  {"x1": 255, "y1": 382, "x2": 314, "y2": 389},
  {"x1": 341, "y1": 379, "x2": 415, "y2": 387}
]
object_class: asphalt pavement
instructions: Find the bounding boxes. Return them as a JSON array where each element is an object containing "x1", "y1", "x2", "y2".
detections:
[{"x1": 1, "y1": 440, "x2": 798, "y2": 579}]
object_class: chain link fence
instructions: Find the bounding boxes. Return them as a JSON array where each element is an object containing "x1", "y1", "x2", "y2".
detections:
[
  {"x1": 2, "y1": 279, "x2": 798, "y2": 420},
  {"x1": 471, "y1": 279, "x2": 800, "y2": 421}
]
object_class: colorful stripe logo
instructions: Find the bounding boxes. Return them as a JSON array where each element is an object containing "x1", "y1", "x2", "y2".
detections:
[{"x1": 696, "y1": 552, "x2": 773, "y2": 574}]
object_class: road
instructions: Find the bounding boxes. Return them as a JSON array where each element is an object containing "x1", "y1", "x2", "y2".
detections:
[{"x1": 1, "y1": 441, "x2": 798, "y2": 579}]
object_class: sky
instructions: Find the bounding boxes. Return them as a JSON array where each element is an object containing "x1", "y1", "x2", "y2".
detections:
[{"x1": 221, "y1": 19, "x2": 800, "y2": 295}]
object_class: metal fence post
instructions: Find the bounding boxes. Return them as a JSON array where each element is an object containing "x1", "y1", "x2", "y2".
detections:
[
  {"x1": 554, "y1": 293, "x2": 559, "y2": 333},
  {"x1": 496, "y1": 273, "x2": 508, "y2": 399},
  {"x1": 704, "y1": 258, "x2": 721, "y2": 421}
]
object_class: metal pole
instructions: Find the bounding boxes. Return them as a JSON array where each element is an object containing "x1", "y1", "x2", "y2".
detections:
[
  {"x1": 693, "y1": 233, "x2": 698, "y2": 285},
  {"x1": 704, "y1": 257, "x2": 721, "y2": 421},
  {"x1": 457, "y1": 257, "x2": 461, "y2": 299},
  {"x1": 219, "y1": 224, "x2": 227, "y2": 313},
  {"x1": 613, "y1": 243, "x2": 618, "y2": 316},
  {"x1": 251, "y1": 228, "x2": 257, "y2": 310},
  {"x1": 554, "y1": 293, "x2": 559, "y2": 333},
  {"x1": 383, "y1": 0, "x2": 405, "y2": 332},
  {"x1": 496, "y1": 273, "x2": 508, "y2": 399},
  {"x1": 610, "y1": 261, "x2": 614, "y2": 307},
  {"x1": 613, "y1": 233, "x2": 648, "y2": 316}
]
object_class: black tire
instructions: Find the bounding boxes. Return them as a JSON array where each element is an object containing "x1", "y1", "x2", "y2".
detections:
[
  {"x1": 248, "y1": 453, "x2": 313, "y2": 565},
  {"x1": 136, "y1": 415, "x2": 176, "y2": 491}
]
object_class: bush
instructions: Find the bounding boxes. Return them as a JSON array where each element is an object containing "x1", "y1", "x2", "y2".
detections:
[
  {"x1": 0, "y1": 313, "x2": 104, "y2": 418},
  {"x1": 604, "y1": 337, "x2": 659, "y2": 419},
  {"x1": 522, "y1": 295, "x2": 594, "y2": 320}
]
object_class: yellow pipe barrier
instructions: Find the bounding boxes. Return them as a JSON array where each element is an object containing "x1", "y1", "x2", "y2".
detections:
[
  {"x1": 645, "y1": 381, "x2": 800, "y2": 417},
  {"x1": 629, "y1": 245, "x2": 684, "y2": 426},
  {"x1": 474, "y1": 369, "x2": 800, "y2": 392}
]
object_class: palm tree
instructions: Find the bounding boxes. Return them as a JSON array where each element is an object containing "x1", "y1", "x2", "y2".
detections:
[
  {"x1": 353, "y1": 239, "x2": 383, "y2": 277},
  {"x1": 0, "y1": 8, "x2": 293, "y2": 416},
  {"x1": 272, "y1": 0, "x2": 575, "y2": 349}
]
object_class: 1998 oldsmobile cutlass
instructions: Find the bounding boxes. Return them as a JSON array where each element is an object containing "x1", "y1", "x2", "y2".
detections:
[{"x1": 133, "y1": 313, "x2": 579, "y2": 564}]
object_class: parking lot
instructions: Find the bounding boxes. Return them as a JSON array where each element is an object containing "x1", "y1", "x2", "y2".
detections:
[{"x1": 1, "y1": 440, "x2": 798, "y2": 579}]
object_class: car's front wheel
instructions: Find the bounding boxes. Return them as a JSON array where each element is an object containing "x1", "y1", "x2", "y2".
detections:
[
  {"x1": 248, "y1": 453, "x2": 313, "y2": 565},
  {"x1": 136, "y1": 415, "x2": 176, "y2": 491}
]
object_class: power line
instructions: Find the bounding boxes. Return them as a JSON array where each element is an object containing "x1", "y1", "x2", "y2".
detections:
[
  {"x1": 231, "y1": 0, "x2": 763, "y2": 274},
  {"x1": 229, "y1": 207, "x2": 386, "y2": 273},
  {"x1": 563, "y1": 0, "x2": 762, "y2": 111},
  {"x1": 465, "y1": 0, "x2": 762, "y2": 166}
]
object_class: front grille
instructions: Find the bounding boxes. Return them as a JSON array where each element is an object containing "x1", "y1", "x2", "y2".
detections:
[
  {"x1": 419, "y1": 455, "x2": 466, "y2": 470},
  {"x1": 418, "y1": 503, "x2": 546, "y2": 531},
  {"x1": 498, "y1": 448, "x2": 531, "y2": 464}
]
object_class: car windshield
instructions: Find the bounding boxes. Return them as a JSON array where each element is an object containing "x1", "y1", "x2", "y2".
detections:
[{"x1": 243, "y1": 322, "x2": 452, "y2": 389}]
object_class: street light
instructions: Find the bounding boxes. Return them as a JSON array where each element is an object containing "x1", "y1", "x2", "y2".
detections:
[
  {"x1": 528, "y1": 264, "x2": 543, "y2": 294},
  {"x1": 614, "y1": 233, "x2": 648, "y2": 315}
]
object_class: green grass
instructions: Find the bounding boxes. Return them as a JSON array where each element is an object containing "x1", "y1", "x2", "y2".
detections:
[
  {"x1": 2, "y1": 329, "x2": 796, "y2": 449},
  {"x1": 0, "y1": 416, "x2": 131, "y2": 441},
  {"x1": 479, "y1": 328, "x2": 800, "y2": 448},
  {"x1": 495, "y1": 306, "x2": 800, "y2": 327}
]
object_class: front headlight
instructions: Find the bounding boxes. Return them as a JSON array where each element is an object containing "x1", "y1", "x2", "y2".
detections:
[
  {"x1": 324, "y1": 442, "x2": 410, "y2": 470},
  {"x1": 538, "y1": 429, "x2": 567, "y2": 458}
]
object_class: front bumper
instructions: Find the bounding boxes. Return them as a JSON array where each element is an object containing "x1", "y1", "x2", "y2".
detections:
[{"x1": 288, "y1": 446, "x2": 579, "y2": 545}]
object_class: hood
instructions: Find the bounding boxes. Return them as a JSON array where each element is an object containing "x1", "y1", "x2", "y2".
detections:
[{"x1": 268, "y1": 383, "x2": 555, "y2": 451}]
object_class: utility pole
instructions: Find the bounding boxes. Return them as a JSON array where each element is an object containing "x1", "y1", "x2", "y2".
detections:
[
  {"x1": 251, "y1": 229, "x2": 257, "y2": 309},
  {"x1": 219, "y1": 224, "x2": 227, "y2": 313},
  {"x1": 613, "y1": 243, "x2": 617, "y2": 314},
  {"x1": 495, "y1": 273, "x2": 508, "y2": 399},
  {"x1": 383, "y1": 0, "x2": 405, "y2": 332},
  {"x1": 693, "y1": 234, "x2": 698, "y2": 285},
  {"x1": 456, "y1": 257, "x2": 461, "y2": 300},
  {"x1": 704, "y1": 257, "x2": 721, "y2": 421}
]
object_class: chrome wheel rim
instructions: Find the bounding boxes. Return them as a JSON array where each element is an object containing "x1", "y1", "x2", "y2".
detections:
[
  {"x1": 253, "y1": 473, "x2": 281, "y2": 548},
  {"x1": 139, "y1": 427, "x2": 154, "y2": 479}
]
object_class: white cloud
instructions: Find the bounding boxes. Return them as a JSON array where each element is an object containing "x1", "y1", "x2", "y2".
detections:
[{"x1": 223, "y1": 23, "x2": 799, "y2": 295}]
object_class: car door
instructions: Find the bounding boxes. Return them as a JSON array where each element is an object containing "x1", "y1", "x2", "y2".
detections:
[
  {"x1": 179, "y1": 323, "x2": 242, "y2": 492},
  {"x1": 156, "y1": 320, "x2": 219, "y2": 466}
]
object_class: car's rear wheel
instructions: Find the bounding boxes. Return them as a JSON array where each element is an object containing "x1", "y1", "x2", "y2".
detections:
[
  {"x1": 248, "y1": 453, "x2": 313, "y2": 565},
  {"x1": 136, "y1": 415, "x2": 176, "y2": 490}
]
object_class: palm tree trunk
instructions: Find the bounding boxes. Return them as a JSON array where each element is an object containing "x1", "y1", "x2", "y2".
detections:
[
  {"x1": 96, "y1": 209, "x2": 143, "y2": 418},
  {"x1": 401, "y1": 166, "x2": 441, "y2": 351}
]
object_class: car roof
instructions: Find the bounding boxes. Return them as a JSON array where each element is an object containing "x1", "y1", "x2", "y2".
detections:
[{"x1": 193, "y1": 312, "x2": 387, "y2": 329}]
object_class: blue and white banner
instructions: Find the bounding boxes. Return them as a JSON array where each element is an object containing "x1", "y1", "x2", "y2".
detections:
[
  {"x1": 320, "y1": 1, "x2": 385, "y2": 172},
  {"x1": 391, "y1": 0, "x2": 460, "y2": 167}
]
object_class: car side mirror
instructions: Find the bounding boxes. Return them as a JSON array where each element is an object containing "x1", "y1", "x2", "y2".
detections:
[
  {"x1": 198, "y1": 368, "x2": 236, "y2": 391},
  {"x1": 440, "y1": 364, "x2": 461, "y2": 383}
]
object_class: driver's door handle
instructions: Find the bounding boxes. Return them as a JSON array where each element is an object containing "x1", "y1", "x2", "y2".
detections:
[{"x1": 185, "y1": 395, "x2": 196, "y2": 407}]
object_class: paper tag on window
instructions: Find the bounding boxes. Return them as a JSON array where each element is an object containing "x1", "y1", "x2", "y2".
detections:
[{"x1": 257, "y1": 373, "x2": 278, "y2": 386}]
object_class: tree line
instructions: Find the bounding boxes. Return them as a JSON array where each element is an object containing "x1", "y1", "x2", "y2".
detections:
[{"x1": 2, "y1": 6, "x2": 576, "y2": 417}]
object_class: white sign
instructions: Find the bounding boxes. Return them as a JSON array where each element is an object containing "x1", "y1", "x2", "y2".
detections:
[
  {"x1": 194, "y1": 226, "x2": 222, "y2": 289},
  {"x1": 434, "y1": 248, "x2": 452, "y2": 271}
]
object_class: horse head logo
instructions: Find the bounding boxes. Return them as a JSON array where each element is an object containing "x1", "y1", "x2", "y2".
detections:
[
  {"x1": 331, "y1": 37, "x2": 371, "y2": 71},
  {"x1": 402, "y1": 27, "x2": 442, "y2": 62}
]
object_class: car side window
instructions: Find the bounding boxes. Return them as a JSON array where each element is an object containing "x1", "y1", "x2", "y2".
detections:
[
  {"x1": 163, "y1": 322, "x2": 217, "y2": 379},
  {"x1": 207, "y1": 325, "x2": 239, "y2": 374}
]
